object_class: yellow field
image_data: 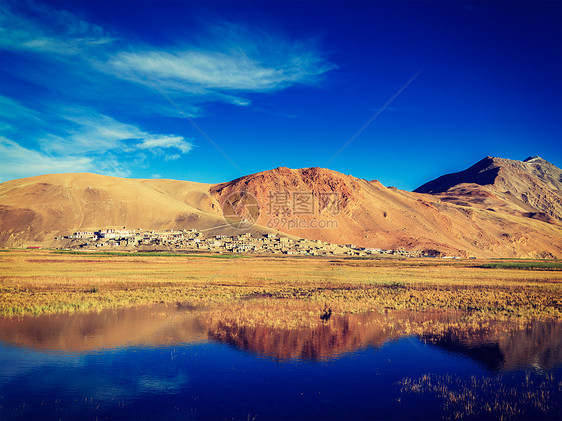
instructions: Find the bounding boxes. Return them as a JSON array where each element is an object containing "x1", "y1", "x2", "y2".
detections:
[{"x1": 0, "y1": 250, "x2": 561, "y2": 319}]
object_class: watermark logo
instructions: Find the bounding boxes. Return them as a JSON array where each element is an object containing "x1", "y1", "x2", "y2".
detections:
[
  {"x1": 221, "y1": 191, "x2": 261, "y2": 229},
  {"x1": 266, "y1": 191, "x2": 340, "y2": 216},
  {"x1": 221, "y1": 190, "x2": 340, "y2": 231},
  {"x1": 265, "y1": 190, "x2": 339, "y2": 230},
  {"x1": 266, "y1": 216, "x2": 339, "y2": 230}
]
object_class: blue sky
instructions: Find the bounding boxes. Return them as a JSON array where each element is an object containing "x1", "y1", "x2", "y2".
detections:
[{"x1": 1, "y1": 0, "x2": 560, "y2": 190}]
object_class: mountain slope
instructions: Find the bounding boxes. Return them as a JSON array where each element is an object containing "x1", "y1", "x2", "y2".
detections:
[
  {"x1": 0, "y1": 173, "x2": 269, "y2": 247},
  {"x1": 211, "y1": 166, "x2": 562, "y2": 258},
  {"x1": 0, "y1": 158, "x2": 561, "y2": 258},
  {"x1": 415, "y1": 156, "x2": 562, "y2": 222}
]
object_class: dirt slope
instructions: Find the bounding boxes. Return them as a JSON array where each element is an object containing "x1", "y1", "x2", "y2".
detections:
[
  {"x1": 211, "y1": 166, "x2": 562, "y2": 258},
  {"x1": 0, "y1": 173, "x2": 232, "y2": 247},
  {"x1": 1, "y1": 158, "x2": 561, "y2": 258},
  {"x1": 415, "y1": 156, "x2": 562, "y2": 222}
]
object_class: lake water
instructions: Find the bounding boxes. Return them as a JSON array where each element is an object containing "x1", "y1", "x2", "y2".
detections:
[{"x1": 0, "y1": 304, "x2": 560, "y2": 420}]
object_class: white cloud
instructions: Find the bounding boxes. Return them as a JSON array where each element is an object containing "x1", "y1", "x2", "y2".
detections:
[
  {"x1": 0, "y1": 0, "x2": 114, "y2": 55},
  {"x1": 105, "y1": 21, "x2": 336, "y2": 99},
  {"x1": 0, "y1": 135, "x2": 134, "y2": 182},
  {"x1": 0, "y1": 95, "x2": 43, "y2": 126},
  {"x1": 39, "y1": 112, "x2": 193, "y2": 157},
  {"x1": 0, "y1": 100, "x2": 192, "y2": 182},
  {"x1": 108, "y1": 47, "x2": 332, "y2": 93},
  {"x1": 0, "y1": 136, "x2": 93, "y2": 182},
  {"x1": 0, "y1": 1, "x2": 335, "y2": 114},
  {"x1": 138, "y1": 136, "x2": 192, "y2": 154},
  {"x1": 0, "y1": 1, "x2": 336, "y2": 181}
]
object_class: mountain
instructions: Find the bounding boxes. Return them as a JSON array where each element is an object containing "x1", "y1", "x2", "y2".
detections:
[
  {"x1": 211, "y1": 164, "x2": 562, "y2": 257},
  {"x1": 415, "y1": 156, "x2": 562, "y2": 223},
  {"x1": 1, "y1": 157, "x2": 561, "y2": 258},
  {"x1": 0, "y1": 173, "x2": 277, "y2": 247}
]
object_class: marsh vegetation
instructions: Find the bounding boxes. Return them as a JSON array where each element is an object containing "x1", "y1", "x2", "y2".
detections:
[{"x1": 0, "y1": 250, "x2": 560, "y2": 321}]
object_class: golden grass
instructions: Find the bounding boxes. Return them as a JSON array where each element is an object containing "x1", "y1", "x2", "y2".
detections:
[{"x1": 0, "y1": 250, "x2": 561, "y2": 319}]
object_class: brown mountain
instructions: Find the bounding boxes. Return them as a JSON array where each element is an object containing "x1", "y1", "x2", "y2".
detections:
[
  {"x1": 0, "y1": 157, "x2": 561, "y2": 258},
  {"x1": 415, "y1": 156, "x2": 562, "y2": 223},
  {"x1": 211, "y1": 164, "x2": 562, "y2": 258},
  {"x1": 0, "y1": 172, "x2": 278, "y2": 247}
]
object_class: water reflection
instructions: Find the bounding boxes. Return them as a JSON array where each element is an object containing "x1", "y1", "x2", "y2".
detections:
[
  {"x1": 0, "y1": 304, "x2": 206, "y2": 351},
  {"x1": 0, "y1": 303, "x2": 560, "y2": 371},
  {"x1": 1, "y1": 304, "x2": 561, "y2": 421},
  {"x1": 422, "y1": 320, "x2": 562, "y2": 371}
]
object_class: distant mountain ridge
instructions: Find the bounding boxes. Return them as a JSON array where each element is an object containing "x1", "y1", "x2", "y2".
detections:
[
  {"x1": 0, "y1": 156, "x2": 561, "y2": 258},
  {"x1": 415, "y1": 156, "x2": 562, "y2": 222}
]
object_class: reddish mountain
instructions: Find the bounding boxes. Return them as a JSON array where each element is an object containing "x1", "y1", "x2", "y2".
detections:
[
  {"x1": 0, "y1": 156, "x2": 561, "y2": 258},
  {"x1": 210, "y1": 164, "x2": 562, "y2": 258}
]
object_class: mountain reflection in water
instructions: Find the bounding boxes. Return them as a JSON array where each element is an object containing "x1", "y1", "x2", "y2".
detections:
[{"x1": 0, "y1": 303, "x2": 560, "y2": 371}]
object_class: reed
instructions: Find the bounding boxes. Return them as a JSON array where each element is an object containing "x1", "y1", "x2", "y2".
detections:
[{"x1": 1, "y1": 250, "x2": 560, "y2": 319}]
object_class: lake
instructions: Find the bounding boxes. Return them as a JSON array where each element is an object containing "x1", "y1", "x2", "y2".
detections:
[{"x1": 0, "y1": 303, "x2": 560, "y2": 420}]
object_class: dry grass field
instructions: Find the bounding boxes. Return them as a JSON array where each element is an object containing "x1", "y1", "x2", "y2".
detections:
[{"x1": 0, "y1": 250, "x2": 561, "y2": 319}]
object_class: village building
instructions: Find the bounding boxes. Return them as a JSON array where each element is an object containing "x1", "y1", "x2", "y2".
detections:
[{"x1": 63, "y1": 228, "x2": 422, "y2": 258}]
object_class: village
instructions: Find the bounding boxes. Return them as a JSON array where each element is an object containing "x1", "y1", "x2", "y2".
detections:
[{"x1": 61, "y1": 228, "x2": 427, "y2": 257}]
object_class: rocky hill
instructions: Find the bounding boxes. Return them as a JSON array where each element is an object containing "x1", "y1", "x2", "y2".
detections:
[
  {"x1": 415, "y1": 156, "x2": 562, "y2": 223},
  {"x1": 0, "y1": 157, "x2": 561, "y2": 258},
  {"x1": 211, "y1": 164, "x2": 562, "y2": 258}
]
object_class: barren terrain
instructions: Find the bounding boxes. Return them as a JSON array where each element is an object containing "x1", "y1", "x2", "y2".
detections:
[{"x1": 0, "y1": 156, "x2": 561, "y2": 258}]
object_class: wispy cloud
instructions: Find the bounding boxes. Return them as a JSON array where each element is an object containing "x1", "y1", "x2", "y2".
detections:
[
  {"x1": 164, "y1": 154, "x2": 180, "y2": 162},
  {"x1": 1, "y1": 0, "x2": 334, "y2": 108},
  {"x1": 0, "y1": 136, "x2": 93, "y2": 181},
  {"x1": 138, "y1": 136, "x2": 192, "y2": 154},
  {"x1": 105, "y1": 22, "x2": 335, "y2": 106},
  {"x1": 0, "y1": 97, "x2": 192, "y2": 181},
  {"x1": 40, "y1": 112, "x2": 193, "y2": 156},
  {"x1": 0, "y1": 0, "x2": 114, "y2": 56},
  {"x1": 108, "y1": 45, "x2": 333, "y2": 95},
  {"x1": 0, "y1": 0, "x2": 335, "y2": 182}
]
